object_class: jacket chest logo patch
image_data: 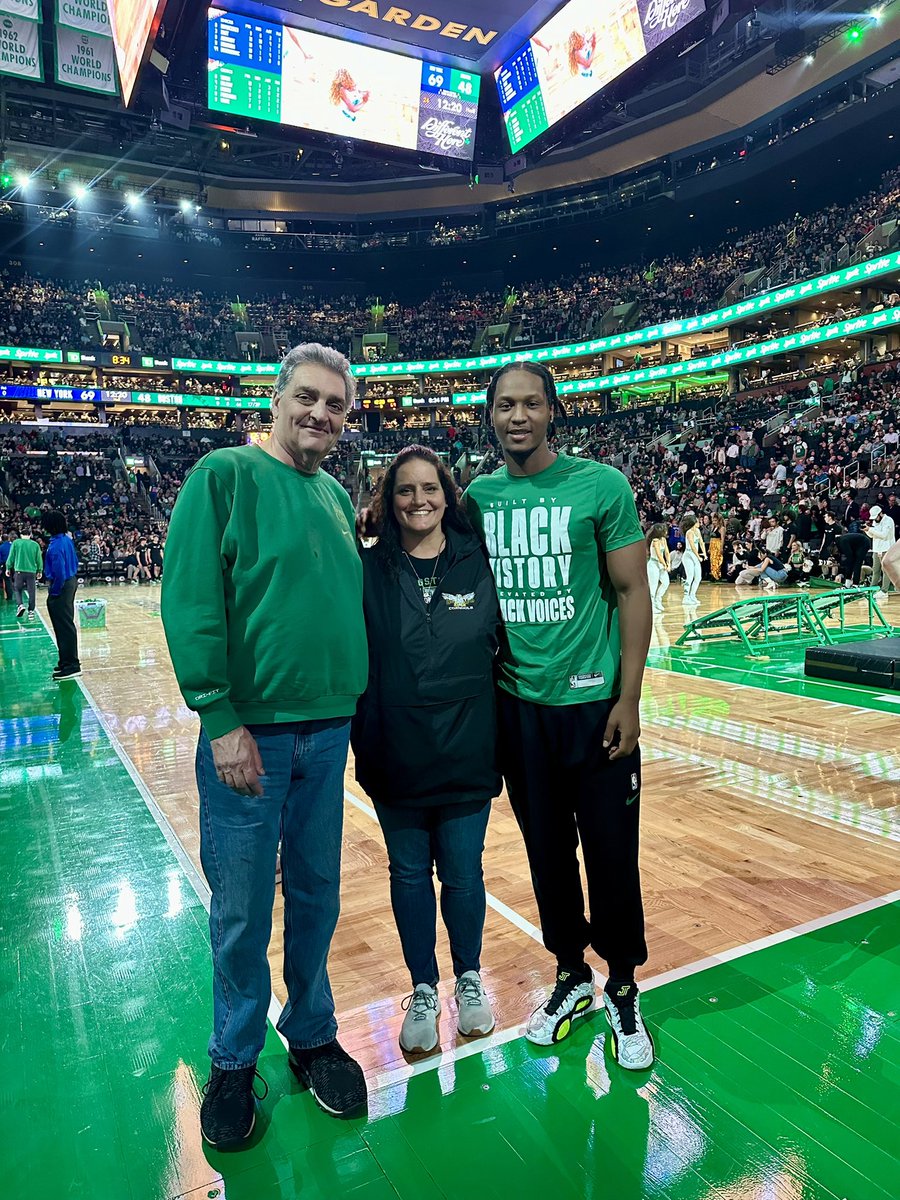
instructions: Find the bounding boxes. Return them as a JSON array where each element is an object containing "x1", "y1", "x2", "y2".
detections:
[{"x1": 444, "y1": 591, "x2": 476, "y2": 611}]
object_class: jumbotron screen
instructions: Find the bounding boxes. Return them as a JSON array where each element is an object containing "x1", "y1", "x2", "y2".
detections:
[
  {"x1": 207, "y1": 8, "x2": 480, "y2": 159},
  {"x1": 107, "y1": 0, "x2": 167, "y2": 106},
  {"x1": 495, "y1": 0, "x2": 705, "y2": 151}
]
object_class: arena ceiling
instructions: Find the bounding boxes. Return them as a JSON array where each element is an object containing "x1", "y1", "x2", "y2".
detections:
[{"x1": 222, "y1": 0, "x2": 567, "y2": 67}]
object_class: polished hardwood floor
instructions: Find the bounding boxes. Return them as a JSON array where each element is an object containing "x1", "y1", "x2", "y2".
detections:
[{"x1": 77, "y1": 583, "x2": 900, "y2": 1080}]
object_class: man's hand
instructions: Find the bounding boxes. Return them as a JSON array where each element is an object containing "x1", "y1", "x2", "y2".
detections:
[
  {"x1": 603, "y1": 698, "x2": 641, "y2": 760},
  {"x1": 356, "y1": 505, "x2": 378, "y2": 537},
  {"x1": 210, "y1": 726, "x2": 265, "y2": 797}
]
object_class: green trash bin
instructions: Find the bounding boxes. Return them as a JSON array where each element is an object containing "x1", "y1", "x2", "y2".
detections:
[{"x1": 76, "y1": 598, "x2": 107, "y2": 630}]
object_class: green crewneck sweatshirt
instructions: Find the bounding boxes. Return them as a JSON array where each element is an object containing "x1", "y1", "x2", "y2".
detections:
[
  {"x1": 161, "y1": 444, "x2": 367, "y2": 740},
  {"x1": 7, "y1": 536, "x2": 43, "y2": 574}
]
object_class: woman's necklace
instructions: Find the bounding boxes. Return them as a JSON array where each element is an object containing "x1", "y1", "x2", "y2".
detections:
[{"x1": 403, "y1": 539, "x2": 446, "y2": 606}]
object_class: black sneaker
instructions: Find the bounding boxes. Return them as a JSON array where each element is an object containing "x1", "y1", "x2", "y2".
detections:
[
  {"x1": 55, "y1": 667, "x2": 82, "y2": 681},
  {"x1": 288, "y1": 1039, "x2": 367, "y2": 1116},
  {"x1": 525, "y1": 964, "x2": 595, "y2": 1046},
  {"x1": 602, "y1": 981, "x2": 655, "y2": 1071},
  {"x1": 200, "y1": 1064, "x2": 267, "y2": 1149}
]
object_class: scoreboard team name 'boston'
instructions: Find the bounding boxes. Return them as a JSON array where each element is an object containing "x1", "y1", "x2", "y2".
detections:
[{"x1": 481, "y1": 501, "x2": 575, "y2": 624}]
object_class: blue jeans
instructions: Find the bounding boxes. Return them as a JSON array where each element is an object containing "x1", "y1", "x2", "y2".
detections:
[
  {"x1": 762, "y1": 567, "x2": 789, "y2": 583},
  {"x1": 373, "y1": 799, "x2": 491, "y2": 988},
  {"x1": 196, "y1": 718, "x2": 351, "y2": 1069}
]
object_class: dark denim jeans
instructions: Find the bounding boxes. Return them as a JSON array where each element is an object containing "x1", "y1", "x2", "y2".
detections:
[
  {"x1": 373, "y1": 799, "x2": 491, "y2": 988},
  {"x1": 196, "y1": 718, "x2": 351, "y2": 1069}
]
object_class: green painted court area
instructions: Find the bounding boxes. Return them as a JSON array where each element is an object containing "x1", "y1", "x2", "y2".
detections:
[
  {"x1": 3, "y1": 610, "x2": 899, "y2": 1200},
  {"x1": 649, "y1": 631, "x2": 900, "y2": 716}
]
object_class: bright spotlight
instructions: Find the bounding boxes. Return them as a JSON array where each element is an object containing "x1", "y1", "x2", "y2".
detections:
[
  {"x1": 73, "y1": 184, "x2": 89, "y2": 201},
  {"x1": 15, "y1": 171, "x2": 30, "y2": 189},
  {"x1": 870, "y1": 6, "x2": 883, "y2": 20},
  {"x1": 804, "y1": 53, "x2": 815, "y2": 65},
  {"x1": 179, "y1": 198, "x2": 192, "y2": 212},
  {"x1": 126, "y1": 191, "x2": 142, "y2": 208}
]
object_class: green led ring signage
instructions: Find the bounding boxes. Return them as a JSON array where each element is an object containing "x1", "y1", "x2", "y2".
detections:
[
  {"x1": 554, "y1": 306, "x2": 900, "y2": 396},
  {"x1": 130, "y1": 391, "x2": 267, "y2": 409},
  {"x1": 171, "y1": 358, "x2": 279, "y2": 376},
  {"x1": 351, "y1": 252, "x2": 900, "y2": 379},
  {"x1": 0, "y1": 345, "x2": 64, "y2": 363}
]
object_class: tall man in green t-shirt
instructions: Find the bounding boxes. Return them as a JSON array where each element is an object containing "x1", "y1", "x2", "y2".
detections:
[
  {"x1": 162, "y1": 344, "x2": 369, "y2": 1149},
  {"x1": 465, "y1": 362, "x2": 655, "y2": 1071}
]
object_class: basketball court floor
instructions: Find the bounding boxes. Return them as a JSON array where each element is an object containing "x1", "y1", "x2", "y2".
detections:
[{"x1": 2, "y1": 581, "x2": 899, "y2": 1200}]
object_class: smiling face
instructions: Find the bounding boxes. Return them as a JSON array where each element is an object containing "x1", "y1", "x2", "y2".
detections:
[
  {"x1": 392, "y1": 458, "x2": 447, "y2": 544},
  {"x1": 270, "y1": 362, "x2": 348, "y2": 473},
  {"x1": 491, "y1": 369, "x2": 553, "y2": 461}
]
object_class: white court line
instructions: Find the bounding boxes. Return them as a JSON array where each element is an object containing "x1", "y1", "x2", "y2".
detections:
[
  {"x1": 646, "y1": 661, "x2": 900, "y2": 712},
  {"x1": 344, "y1": 786, "x2": 545, "y2": 945},
  {"x1": 370, "y1": 885, "x2": 900, "y2": 1093},
  {"x1": 33, "y1": 608, "x2": 289, "y2": 1048},
  {"x1": 33, "y1": 612, "x2": 899, "y2": 1091}
]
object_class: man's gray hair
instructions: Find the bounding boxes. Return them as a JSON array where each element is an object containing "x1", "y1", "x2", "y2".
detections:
[{"x1": 274, "y1": 342, "x2": 357, "y2": 409}]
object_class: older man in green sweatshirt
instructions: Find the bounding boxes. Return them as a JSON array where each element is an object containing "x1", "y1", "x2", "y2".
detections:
[
  {"x1": 9, "y1": 528, "x2": 44, "y2": 620},
  {"x1": 161, "y1": 343, "x2": 368, "y2": 1149}
]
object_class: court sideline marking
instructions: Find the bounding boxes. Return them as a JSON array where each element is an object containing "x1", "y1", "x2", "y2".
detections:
[
  {"x1": 29, "y1": 613, "x2": 899, "y2": 1089},
  {"x1": 343, "y1": 786, "x2": 544, "y2": 944}
]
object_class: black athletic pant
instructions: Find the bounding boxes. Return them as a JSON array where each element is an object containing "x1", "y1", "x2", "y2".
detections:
[
  {"x1": 0, "y1": 565, "x2": 11, "y2": 601},
  {"x1": 47, "y1": 578, "x2": 80, "y2": 672},
  {"x1": 497, "y1": 690, "x2": 647, "y2": 973}
]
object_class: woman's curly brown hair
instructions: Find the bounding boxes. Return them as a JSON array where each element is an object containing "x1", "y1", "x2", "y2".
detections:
[{"x1": 370, "y1": 445, "x2": 471, "y2": 576}]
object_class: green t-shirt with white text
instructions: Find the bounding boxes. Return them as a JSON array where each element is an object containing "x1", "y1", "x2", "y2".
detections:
[{"x1": 466, "y1": 454, "x2": 643, "y2": 706}]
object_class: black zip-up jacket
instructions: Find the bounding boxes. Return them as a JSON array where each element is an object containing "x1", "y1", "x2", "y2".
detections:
[{"x1": 351, "y1": 527, "x2": 502, "y2": 807}]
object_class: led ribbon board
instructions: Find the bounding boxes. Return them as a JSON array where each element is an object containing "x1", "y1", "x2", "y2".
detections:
[
  {"x1": 207, "y1": 7, "x2": 480, "y2": 159},
  {"x1": 353, "y1": 252, "x2": 900, "y2": 379},
  {"x1": 2, "y1": 253, "x2": 897, "y2": 382},
  {"x1": 450, "y1": 307, "x2": 900, "y2": 401}
]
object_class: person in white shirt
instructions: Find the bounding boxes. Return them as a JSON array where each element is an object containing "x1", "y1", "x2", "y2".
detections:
[
  {"x1": 773, "y1": 461, "x2": 788, "y2": 483},
  {"x1": 764, "y1": 518, "x2": 784, "y2": 556},
  {"x1": 865, "y1": 505, "x2": 897, "y2": 597}
]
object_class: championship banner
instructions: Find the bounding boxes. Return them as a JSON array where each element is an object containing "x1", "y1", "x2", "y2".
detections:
[
  {"x1": 55, "y1": 23, "x2": 118, "y2": 93},
  {"x1": 55, "y1": 0, "x2": 111, "y2": 35},
  {"x1": 0, "y1": 14, "x2": 42, "y2": 79},
  {"x1": 0, "y1": 0, "x2": 41, "y2": 22}
]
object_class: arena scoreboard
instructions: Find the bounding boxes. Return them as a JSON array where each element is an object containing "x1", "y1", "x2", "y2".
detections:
[
  {"x1": 496, "y1": 0, "x2": 705, "y2": 151},
  {"x1": 207, "y1": 7, "x2": 480, "y2": 160}
]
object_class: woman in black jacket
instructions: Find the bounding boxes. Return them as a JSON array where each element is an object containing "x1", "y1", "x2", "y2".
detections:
[{"x1": 352, "y1": 445, "x2": 502, "y2": 1055}]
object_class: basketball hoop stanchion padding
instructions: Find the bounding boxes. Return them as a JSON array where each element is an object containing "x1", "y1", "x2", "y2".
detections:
[
  {"x1": 76, "y1": 598, "x2": 107, "y2": 630},
  {"x1": 676, "y1": 587, "x2": 893, "y2": 655}
]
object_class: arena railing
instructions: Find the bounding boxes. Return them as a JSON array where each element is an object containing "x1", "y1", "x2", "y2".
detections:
[
  {"x1": 1, "y1": 306, "x2": 898, "y2": 416},
  {"x1": 1, "y1": 252, "x2": 899, "y2": 389}
]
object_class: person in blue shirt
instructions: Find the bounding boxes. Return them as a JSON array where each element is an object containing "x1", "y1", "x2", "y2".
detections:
[
  {"x1": 0, "y1": 531, "x2": 12, "y2": 601},
  {"x1": 43, "y1": 511, "x2": 81, "y2": 681}
]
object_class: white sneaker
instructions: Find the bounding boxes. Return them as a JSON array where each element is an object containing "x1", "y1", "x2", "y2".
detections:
[
  {"x1": 16, "y1": 605, "x2": 25, "y2": 618},
  {"x1": 454, "y1": 971, "x2": 495, "y2": 1037},
  {"x1": 875, "y1": 591, "x2": 889, "y2": 601},
  {"x1": 525, "y1": 967, "x2": 595, "y2": 1046},
  {"x1": 603, "y1": 983, "x2": 655, "y2": 1071},
  {"x1": 399, "y1": 983, "x2": 440, "y2": 1053}
]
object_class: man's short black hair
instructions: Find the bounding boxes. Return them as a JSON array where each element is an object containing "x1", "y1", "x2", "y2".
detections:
[{"x1": 43, "y1": 510, "x2": 68, "y2": 536}]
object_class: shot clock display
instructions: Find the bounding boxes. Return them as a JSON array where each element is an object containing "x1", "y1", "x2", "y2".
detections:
[{"x1": 208, "y1": 7, "x2": 480, "y2": 159}]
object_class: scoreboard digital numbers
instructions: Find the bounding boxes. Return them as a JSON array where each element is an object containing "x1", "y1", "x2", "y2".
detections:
[
  {"x1": 495, "y1": 0, "x2": 704, "y2": 152},
  {"x1": 207, "y1": 7, "x2": 479, "y2": 160}
]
